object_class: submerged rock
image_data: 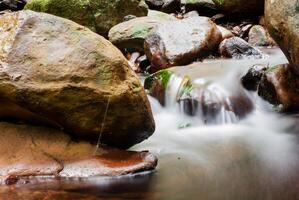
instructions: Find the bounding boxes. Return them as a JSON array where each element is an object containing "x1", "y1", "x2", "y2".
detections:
[
  {"x1": 0, "y1": 122, "x2": 157, "y2": 184},
  {"x1": 0, "y1": 11, "x2": 155, "y2": 148},
  {"x1": 25, "y1": 0, "x2": 148, "y2": 36},
  {"x1": 109, "y1": 11, "x2": 175, "y2": 51},
  {"x1": 219, "y1": 37, "x2": 263, "y2": 59},
  {"x1": 265, "y1": 0, "x2": 299, "y2": 72},
  {"x1": 212, "y1": 0, "x2": 264, "y2": 14},
  {"x1": 144, "y1": 16, "x2": 222, "y2": 71}
]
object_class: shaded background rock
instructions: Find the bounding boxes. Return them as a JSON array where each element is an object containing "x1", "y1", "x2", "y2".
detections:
[
  {"x1": 25, "y1": 0, "x2": 148, "y2": 36},
  {"x1": 0, "y1": 10, "x2": 155, "y2": 148},
  {"x1": 0, "y1": 0, "x2": 26, "y2": 11},
  {"x1": 212, "y1": 0, "x2": 264, "y2": 14}
]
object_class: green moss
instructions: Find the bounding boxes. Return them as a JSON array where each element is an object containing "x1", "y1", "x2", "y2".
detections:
[
  {"x1": 144, "y1": 69, "x2": 173, "y2": 90},
  {"x1": 131, "y1": 25, "x2": 152, "y2": 38}
]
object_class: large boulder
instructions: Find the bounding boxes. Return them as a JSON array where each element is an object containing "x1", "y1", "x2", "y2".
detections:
[
  {"x1": 144, "y1": 16, "x2": 222, "y2": 71},
  {"x1": 25, "y1": 0, "x2": 148, "y2": 36},
  {"x1": 212, "y1": 0, "x2": 264, "y2": 14},
  {"x1": 0, "y1": 10, "x2": 155, "y2": 148},
  {"x1": 0, "y1": 122, "x2": 157, "y2": 184},
  {"x1": 108, "y1": 11, "x2": 175, "y2": 51},
  {"x1": 265, "y1": 0, "x2": 299, "y2": 72}
]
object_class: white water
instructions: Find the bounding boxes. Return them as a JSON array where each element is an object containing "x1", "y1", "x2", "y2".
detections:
[{"x1": 131, "y1": 48, "x2": 299, "y2": 200}]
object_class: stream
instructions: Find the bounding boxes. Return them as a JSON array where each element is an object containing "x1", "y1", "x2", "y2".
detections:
[{"x1": 1, "y1": 48, "x2": 299, "y2": 200}]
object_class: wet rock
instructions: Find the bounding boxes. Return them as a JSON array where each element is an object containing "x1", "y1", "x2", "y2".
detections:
[
  {"x1": 219, "y1": 37, "x2": 263, "y2": 59},
  {"x1": 181, "y1": 0, "x2": 218, "y2": 15},
  {"x1": 145, "y1": 0, "x2": 165, "y2": 9},
  {"x1": 0, "y1": 0, "x2": 26, "y2": 11},
  {"x1": 161, "y1": 0, "x2": 181, "y2": 13},
  {"x1": 25, "y1": 0, "x2": 148, "y2": 36},
  {"x1": 0, "y1": 122, "x2": 157, "y2": 184},
  {"x1": 144, "y1": 69, "x2": 174, "y2": 105},
  {"x1": 217, "y1": 25, "x2": 234, "y2": 40},
  {"x1": 145, "y1": 68, "x2": 253, "y2": 122},
  {"x1": 144, "y1": 16, "x2": 222, "y2": 71},
  {"x1": 248, "y1": 25, "x2": 276, "y2": 46},
  {"x1": 212, "y1": 0, "x2": 264, "y2": 14},
  {"x1": 241, "y1": 64, "x2": 267, "y2": 91},
  {"x1": 0, "y1": 11, "x2": 155, "y2": 148},
  {"x1": 137, "y1": 55, "x2": 151, "y2": 71},
  {"x1": 123, "y1": 15, "x2": 137, "y2": 21},
  {"x1": 258, "y1": 64, "x2": 299, "y2": 110},
  {"x1": 265, "y1": 0, "x2": 299, "y2": 70},
  {"x1": 109, "y1": 11, "x2": 175, "y2": 51}
]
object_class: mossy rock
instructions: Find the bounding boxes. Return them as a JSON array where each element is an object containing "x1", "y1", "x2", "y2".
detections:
[
  {"x1": 25, "y1": 0, "x2": 148, "y2": 36},
  {"x1": 0, "y1": 10, "x2": 155, "y2": 148}
]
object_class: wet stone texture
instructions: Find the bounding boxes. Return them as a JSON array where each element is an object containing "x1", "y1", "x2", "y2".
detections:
[
  {"x1": 0, "y1": 122, "x2": 157, "y2": 185},
  {"x1": 0, "y1": 10, "x2": 155, "y2": 149}
]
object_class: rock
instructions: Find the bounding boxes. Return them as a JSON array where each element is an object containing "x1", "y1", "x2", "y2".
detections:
[
  {"x1": 212, "y1": 0, "x2": 264, "y2": 14},
  {"x1": 145, "y1": 0, "x2": 165, "y2": 9},
  {"x1": 144, "y1": 69, "x2": 174, "y2": 105},
  {"x1": 217, "y1": 25, "x2": 234, "y2": 40},
  {"x1": 0, "y1": 122, "x2": 157, "y2": 184},
  {"x1": 258, "y1": 64, "x2": 299, "y2": 110},
  {"x1": 0, "y1": 0, "x2": 26, "y2": 11},
  {"x1": 109, "y1": 11, "x2": 175, "y2": 51},
  {"x1": 25, "y1": 0, "x2": 148, "y2": 36},
  {"x1": 161, "y1": 0, "x2": 181, "y2": 13},
  {"x1": 0, "y1": 11, "x2": 155, "y2": 148},
  {"x1": 265, "y1": 0, "x2": 299, "y2": 70},
  {"x1": 241, "y1": 64, "x2": 267, "y2": 91},
  {"x1": 183, "y1": 10, "x2": 199, "y2": 18},
  {"x1": 144, "y1": 16, "x2": 222, "y2": 71},
  {"x1": 123, "y1": 15, "x2": 137, "y2": 21},
  {"x1": 248, "y1": 25, "x2": 276, "y2": 46},
  {"x1": 219, "y1": 37, "x2": 263, "y2": 59},
  {"x1": 145, "y1": 68, "x2": 253, "y2": 122},
  {"x1": 181, "y1": 0, "x2": 218, "y2": 15}
]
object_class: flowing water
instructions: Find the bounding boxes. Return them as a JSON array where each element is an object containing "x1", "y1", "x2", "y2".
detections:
[{"x1": 2, "y1": 48, "x2": 299, "y2": 200}]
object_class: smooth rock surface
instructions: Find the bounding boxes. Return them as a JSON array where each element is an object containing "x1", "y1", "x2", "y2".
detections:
[
  {"x1": 144, "y1": 16, "x2": 222, "y2": 71},
  {"x1": 25, "y1": 0, "x2": 148, "y2": 36},
  {"x1": 0, "y1": 10, "x2": 155, "y2": 148},
  {"x1": 0, "y1": 122, "x2": 157, "y2": 184},
  {"x1": 258, "y1": 64, "x2": 299, "y2": 110},
  {"x1": 265, "y1": 0, "x2": 299, "y2": 71},
  {"x1": 109, "y1": 11, "x2": 175, "y2": 51},
  {"x1": 248, "y1": 25, "x2": 275, "y2": 46}
]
